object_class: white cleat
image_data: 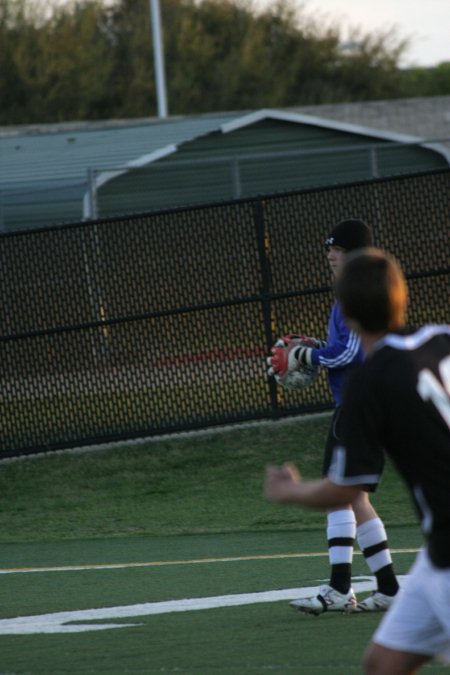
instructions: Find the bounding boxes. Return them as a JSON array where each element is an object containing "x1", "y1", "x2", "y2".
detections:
[
  {"x1": 289, "y1": 584, "x2": 357, "y2": 616},
  {"x1": 355, "y1": 591, "x2": 396, "y2": 612}
]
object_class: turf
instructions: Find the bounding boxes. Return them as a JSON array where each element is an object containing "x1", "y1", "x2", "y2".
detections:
[
  {"x1": 0, "y1": 414, "x2": 439, "y2": 674},
  {"x1": 0, "y1": 527, "x2": 427, "y2": 675}
]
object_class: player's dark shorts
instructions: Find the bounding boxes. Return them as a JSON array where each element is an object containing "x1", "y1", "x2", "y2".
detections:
[{"x1": 323, "y1": 407, "x2": 376, "y2": 493}]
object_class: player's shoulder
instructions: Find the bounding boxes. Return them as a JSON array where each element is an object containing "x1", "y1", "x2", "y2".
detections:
[
  {"x1": 376, "y1": 325, "x2": 450, "y2": 355},
  {"x1": 366, "y1": 325, "x2": 450, "y2": 385}
]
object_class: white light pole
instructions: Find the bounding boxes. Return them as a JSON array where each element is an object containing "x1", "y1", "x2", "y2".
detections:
[{"x1": 149, "y1": 0, "x2": 168, "y2": 118}]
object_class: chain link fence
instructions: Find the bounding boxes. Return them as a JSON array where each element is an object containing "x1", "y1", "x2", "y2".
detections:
[{"x1": 1, "y1": 169, "x2": 449, "y2": 458}]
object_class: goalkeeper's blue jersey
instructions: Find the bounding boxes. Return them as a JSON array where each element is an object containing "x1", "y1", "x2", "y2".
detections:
[{"x1": 311, "y1": 301, "x2": 364, "y2": 406}]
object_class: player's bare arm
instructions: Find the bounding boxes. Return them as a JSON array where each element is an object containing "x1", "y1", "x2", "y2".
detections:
[{"x1": 264, "y1": 463, "x2": 361, "y2": 509}]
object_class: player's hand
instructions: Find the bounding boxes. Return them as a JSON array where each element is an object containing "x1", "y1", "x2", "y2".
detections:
[
  {"x1": 267, "y1": 337, "x2": 297, "y2": 377},
  {"x1": 264, "y1": 463, "x2": 302, "y2": 503}
]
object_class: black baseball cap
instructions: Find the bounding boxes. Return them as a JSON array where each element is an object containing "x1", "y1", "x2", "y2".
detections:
[{"x1": 324, "y1": 218, "x2": 373, "y2": 252}]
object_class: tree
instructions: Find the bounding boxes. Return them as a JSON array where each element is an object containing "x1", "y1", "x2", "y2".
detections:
[
  {"x1": 0, "y1": 0, "x2": 431, "y2": 124},
  {"x1": 0, "y1": 0, "x2": 41, "y2": 123},
  {"x1": 400, "y1": 62, "x2": 450, "y2": 98},
  {"x1": 0, "y1": 0, "x2": 116, "y2": 123},
  {"x1": 161, "y1": 0, "x2": 408, "y2": 110}
]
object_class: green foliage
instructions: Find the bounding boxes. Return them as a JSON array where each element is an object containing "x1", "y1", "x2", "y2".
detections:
[
  {"x1": 0, "y1": 0, "x2": 121, "y2": 123},
  {"x1": 0, "y1": 0, "x2": 431, "y2": 124},
  {"x1": 401, "y1": 62, "x2": 450, "y2": 97}
]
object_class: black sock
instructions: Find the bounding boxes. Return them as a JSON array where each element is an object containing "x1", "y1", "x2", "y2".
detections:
[
  {"x1": 329, "y1": 563, "x2": 352, "y2": 594},
  {"x1": 375, "y1": 564, "x2": 400, "y2": 596}
]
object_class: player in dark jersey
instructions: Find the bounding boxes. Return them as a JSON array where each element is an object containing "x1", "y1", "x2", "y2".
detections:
[{"x1": 265, "y1": 248, "x2": 450, "y2": 674}]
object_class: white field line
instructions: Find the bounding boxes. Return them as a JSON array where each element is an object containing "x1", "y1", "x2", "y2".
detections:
[
  {"x1": 0, "y1": 576, "x2": 410, "y2": 635},
  {"x1": 0, "y1": 548, "x2": 419, "y2": 575},
  {"x1": 0, "y1": 550, "x2": 416, "y2": 635}
]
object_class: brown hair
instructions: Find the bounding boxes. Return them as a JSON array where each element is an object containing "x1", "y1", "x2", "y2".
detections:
[{"x1": 335, "y1": 248, "x2": 408, "y2": 332}]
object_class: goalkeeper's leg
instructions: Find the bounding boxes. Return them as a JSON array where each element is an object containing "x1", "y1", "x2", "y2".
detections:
[
  {"x1": 290, "y1": 506, "x2": 357, "y2": 614},
  {"x1": 323, "y1": 410, "x2": 356, "y2": 596}
]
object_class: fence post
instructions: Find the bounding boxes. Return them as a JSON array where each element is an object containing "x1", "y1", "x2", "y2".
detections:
[
  {"x1": 86, "y1": 169, "x2": 98, "y2": 220},
  {"x1": 369, "y1": 147, "x2": 379, "y2": 178}
]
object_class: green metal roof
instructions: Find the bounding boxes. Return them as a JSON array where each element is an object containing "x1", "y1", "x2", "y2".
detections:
[{"x1": 0, "y1": 111, "x2": 243, "y2": 189}]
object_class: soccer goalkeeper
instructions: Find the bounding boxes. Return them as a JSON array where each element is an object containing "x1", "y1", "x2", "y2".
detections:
[{"x1": 268, "y1": 219, "x2": 399, "y2": 614}]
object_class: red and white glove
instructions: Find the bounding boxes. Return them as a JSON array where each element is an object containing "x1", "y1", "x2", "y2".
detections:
[{"x1": 267, "y1": 335, "x2": 315, "y2": 378}]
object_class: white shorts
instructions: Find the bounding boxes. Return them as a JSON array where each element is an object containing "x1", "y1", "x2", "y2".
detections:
[{"x1": 374, "y1": 548, "x2": 450, "y2": 662}]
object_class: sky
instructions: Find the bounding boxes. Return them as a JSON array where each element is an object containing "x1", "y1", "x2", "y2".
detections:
[
  {"x1": 299, "y1": 0, "x2": 449, "y2": 67},
  {"x1": 42, "y1": 0, "x2": 450, "y2": 68}
]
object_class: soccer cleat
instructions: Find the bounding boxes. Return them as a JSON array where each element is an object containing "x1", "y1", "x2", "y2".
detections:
[
  {"x1": 289, "y1": 584, "x2": 357, "y2": 616},
  {"x1": 355, "y1": 591, "x2": 396, "y2": 612}
]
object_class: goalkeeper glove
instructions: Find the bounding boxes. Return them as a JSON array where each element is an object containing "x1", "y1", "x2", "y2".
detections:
[{"x1": 267, "y1": 336, "x2": 314, "y2": 378}]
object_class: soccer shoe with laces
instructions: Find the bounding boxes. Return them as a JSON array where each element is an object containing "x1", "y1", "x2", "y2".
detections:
[
  {"x1": 289, "y1": 584, "x2": 357, "y2": 616},
  {"x1": 355, "y1": 591, "x2": 395, "y2": 612}
]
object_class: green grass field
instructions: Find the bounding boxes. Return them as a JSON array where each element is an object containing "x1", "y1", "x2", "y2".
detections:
[{"x1": 0, "y1": 415, "x2": 444, "y2": 674}]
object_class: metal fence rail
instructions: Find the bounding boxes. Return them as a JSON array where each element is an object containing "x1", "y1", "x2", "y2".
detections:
[{"x1": 1, "y1": 169, "x2": 449, "y2": 458}]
